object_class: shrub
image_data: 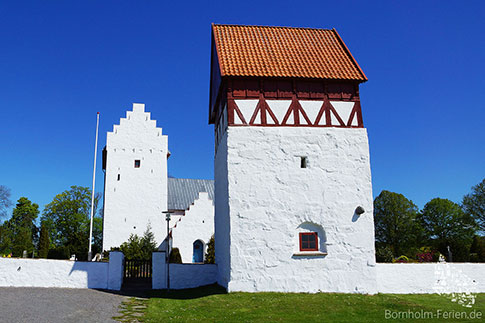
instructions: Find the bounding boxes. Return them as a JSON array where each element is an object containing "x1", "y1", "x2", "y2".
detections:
[
  {"x1": 375, "y1": 245, "x2": 393, "y2": 262},
  {"x1": 47, "y1": 246, "x2": 70, "y2": 259},
  {"x1": 120, "y1": 234, "x2": 143, "y2": 260},
  {"x1": 204, "y1": 236, "x2": 215, "y2": 264},
  {"x1": 101, "y1": 248, "x2": 120, "y2": 262},
  {"x1": 392, "y1": 255, "x2": 410, "y2": 263},
  {"x1": 169, "y1": 247, "x2": 182, "y2": 263},
  {"x1": 470, "y1": 235, "x2": 485, "y2": 262},
  {"x1": 118, "y1": 226, "x2": 157, "y2": 261},
  {"x1": 415, "y1": 246, "x2": 436, "y2": 263},
  {"x1": 470, "y1": 253, "x2": 480, "y2": 262},
  {"x1": 417, "y1": 252, "x2": 433, "y2": 262}
]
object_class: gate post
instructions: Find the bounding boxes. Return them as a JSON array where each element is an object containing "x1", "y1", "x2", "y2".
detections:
[
  {"x1": 152, "y1": 251, "x2": 166, "y2": 289},
  {"x1": 108, "y1": 251, "x2": 124, "y2": 290}
]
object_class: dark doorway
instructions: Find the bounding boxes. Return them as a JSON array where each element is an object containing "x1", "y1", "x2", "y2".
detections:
[{"x1": 122, "y1": 258, "x2": 152, "y2": 290}]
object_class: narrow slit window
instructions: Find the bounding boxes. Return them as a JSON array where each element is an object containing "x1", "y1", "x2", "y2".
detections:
[
  {"x1": 117, "y1": 174, "x2": 120, "y2": 181},
  {"x1": 134, "y1": 160, "x2": 141, "y2": 168},
  {"x1": 300, "y1": 156, "x2": 308, "y2": 168}
]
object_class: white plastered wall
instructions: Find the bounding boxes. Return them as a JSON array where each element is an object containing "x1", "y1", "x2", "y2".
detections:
[
  {"x1": 103, "y1": 103, "x2": 168, "y2": 250},
  {"x1": 171, "y1": 192, "x2": 215, "y2": 263},
  {"x1": 214, "y1": 131, "x2": 231, "y2": 288},
  {"x1": 0, "y1": 252, "x2": 123, "y2": 290},
  {"x1": 217, "y1": 126, "x2": 376, "y2": 293},
  {"x1": 152, "y1": 252, "x2": 218, "y2": 289},
  {"x1": 0, "y1": 258, "x2": 108, "y2": 288}
]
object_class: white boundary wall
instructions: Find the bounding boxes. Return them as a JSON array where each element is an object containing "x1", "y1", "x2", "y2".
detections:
[
  {"x1": 377, "y1": 263, "x2": 485, "y2": 294},
  {"x1": 2, "y1": 252, "x2": 484, "y2": 293},
  {"x1": 152, "y1": 252, "x2": 217, "y2": 289},
  {"x1": 0, "y1": 252, "x2": 123, "y2": 290},
  {"x1": 170, "y1": 264, "x2": 218, "y2": 289},
  {"x1": 152, "y1": 252, "x2": 167, "y2": 289},
  {"x1": 108, "y1": 252, "x2": 124, "y2": 290}
]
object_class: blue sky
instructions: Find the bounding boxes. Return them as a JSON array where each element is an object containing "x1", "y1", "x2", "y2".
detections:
[{"x1": 1, "y1": 0, "x2": 484, "y2": 216}]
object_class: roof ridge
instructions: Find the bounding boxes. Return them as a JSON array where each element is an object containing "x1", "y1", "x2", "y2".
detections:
[
  {"x1": 168, "y1": 177, "x2": 214, "y2": 181},
  {"x1": 212, "y1": 23, "x2": 333, "y2": 32}
]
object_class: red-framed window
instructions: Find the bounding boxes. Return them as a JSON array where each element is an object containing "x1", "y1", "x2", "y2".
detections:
[{"x1": 299, "y1": 232, "x2": 318, "y2": 251}]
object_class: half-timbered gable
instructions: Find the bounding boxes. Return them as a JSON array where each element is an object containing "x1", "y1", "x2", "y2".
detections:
[{"x1": 210, "y1": 24, "x2": 368, "y2": 149}]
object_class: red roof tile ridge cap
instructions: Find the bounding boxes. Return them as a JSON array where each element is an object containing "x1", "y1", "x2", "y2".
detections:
[
  {"x1": 331, "y1": 28, "x2": 368, "y2": 82},
  {"x1": 212, "y1": 23, "x2": 333, "y2": 32}
]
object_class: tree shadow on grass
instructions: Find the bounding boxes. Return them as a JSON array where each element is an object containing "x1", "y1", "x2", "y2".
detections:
[{"x1": 97, "y1": 283, "x2": 226, "y2": 300}]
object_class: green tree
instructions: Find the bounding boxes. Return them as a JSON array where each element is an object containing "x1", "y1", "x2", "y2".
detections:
[
  {"x1": 141, "y1": 226, "x2": 157, "y2": 253},
  {"x1": 93, "y1": 209, "x2": 103, "y2": 254},
  {"x1": 0, "y1": 185, "x2": 12, "y2": 219},
  {"x1": 0, "y1": 221, "x2": 13, "y2": 255},
  {"x1": 38, "y1": 222, "x2": 50, "y2": 258},
  {"x1": 0, "y1": 197, "x2": 39, "y2": 257},
  {"x1": 463, "y1": 178, "x2": 485, "y2": 232},
  {"x1": 41, "y1": 186, "x2": 101, "y2": 261},
  {"x1": 0, "y1": 185, "x2": 12, "y2": 254},
  {"x1": 374, "y1": 190, "x2": 422, "y2": 257},
  {"x1": 421, "y1": 198, "x2": 476, "y2": 262},
  {"x1": 12, "y1": 197, "x2": 39, "y2": 256}
]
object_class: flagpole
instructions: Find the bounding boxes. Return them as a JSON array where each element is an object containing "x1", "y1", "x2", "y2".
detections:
[{"x1": 88, "y1": 112, "x2": 100, "y2": 261}]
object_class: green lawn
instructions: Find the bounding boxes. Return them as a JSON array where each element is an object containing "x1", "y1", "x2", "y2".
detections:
[{"x1": 139, "y1": 285, "x2": 484, "y2": 322}]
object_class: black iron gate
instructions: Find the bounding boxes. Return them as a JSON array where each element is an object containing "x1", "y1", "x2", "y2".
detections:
[{"x1": 123, "y1": 258, "x2": 152, "y2": 290}]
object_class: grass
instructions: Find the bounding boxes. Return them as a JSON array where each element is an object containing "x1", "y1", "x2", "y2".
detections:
[{"x1": 136, "y1": 285, "x2": 485, "y2": 322}]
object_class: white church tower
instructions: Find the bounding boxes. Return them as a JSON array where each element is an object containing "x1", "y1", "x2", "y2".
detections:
[
  {"x1": 210, "y1": 25, "x2": 377, "y2": 293},
  {"x1": 102, "y1": 103, "x2": 168, "y2": 250}
]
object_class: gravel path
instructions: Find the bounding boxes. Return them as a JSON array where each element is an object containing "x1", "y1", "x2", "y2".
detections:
[{"x1": 0, "y1": 287, "x2": 128, "y2": 323}]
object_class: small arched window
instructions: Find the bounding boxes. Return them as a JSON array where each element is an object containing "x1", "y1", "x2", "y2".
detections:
[
  {"x1": 192, "y1": 240, "x2": 204, "y2": 263},
  {"x1": 295, "y1": 222, "x2": 327, "y2": 255}
]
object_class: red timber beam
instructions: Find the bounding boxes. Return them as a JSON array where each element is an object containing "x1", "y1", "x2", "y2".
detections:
[{"x1": 221, "y1": 78, "x2": 364, "y2": 129}]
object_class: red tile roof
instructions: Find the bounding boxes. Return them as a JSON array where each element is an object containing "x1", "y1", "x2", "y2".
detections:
[{"x1": 212, "y1": 24, "x2": 367, "y2": 82}]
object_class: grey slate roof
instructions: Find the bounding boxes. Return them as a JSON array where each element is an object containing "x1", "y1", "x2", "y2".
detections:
[{"x1": 167, "y1": 178, "x2": 214, "y2": 211}]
